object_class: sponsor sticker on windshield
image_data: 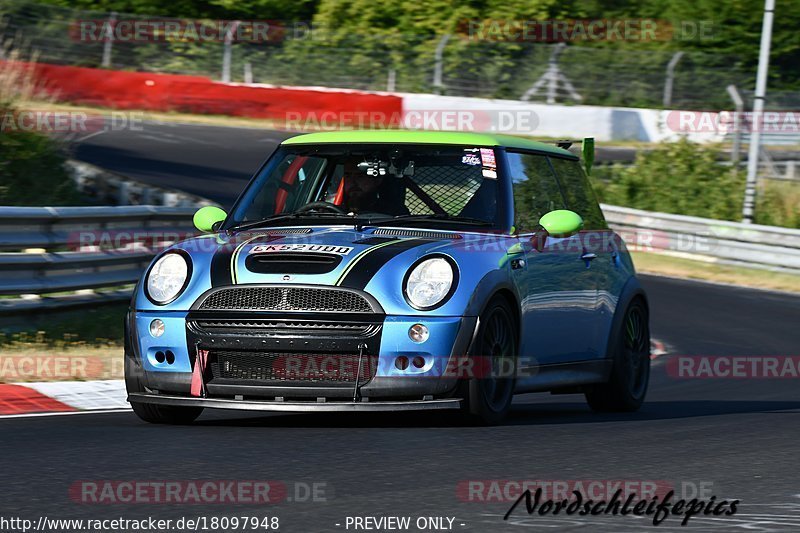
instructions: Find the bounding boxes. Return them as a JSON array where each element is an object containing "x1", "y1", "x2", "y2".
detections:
[
  {"x1": 250, "y1": 244, "x2": 353, "y2": 255},
  {"x1": 462, "y1": 153, "x2": 481, "y2": 166},
  {"x1": 479, "y1": 148, "x2": 496, "y2": 169}
]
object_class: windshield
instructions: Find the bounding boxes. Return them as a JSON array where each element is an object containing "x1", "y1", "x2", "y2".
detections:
[{"x1": 225, "y1": 144, "x2": 502, "y2": 230}]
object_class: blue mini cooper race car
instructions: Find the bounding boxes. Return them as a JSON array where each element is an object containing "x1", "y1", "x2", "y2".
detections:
[{"x1": 125, "y1": 130, "x2": 650, "y2": 424}]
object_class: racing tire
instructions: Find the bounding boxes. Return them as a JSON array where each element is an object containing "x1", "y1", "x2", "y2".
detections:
[
  {"x1": 585, "y1": 298, "x2": 650, "y2": 412},
  {"x1": 130, "y1": 401, "x2": 204, "y2": 425},
  {"x1": 461, "y1": 297, "x2": 518, "y2": 425},
  {"x1": 125, "y1": 354, "x2": 203, "y2": 425}
]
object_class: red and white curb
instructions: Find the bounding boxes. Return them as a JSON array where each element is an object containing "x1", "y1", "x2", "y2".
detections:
[
  {"x1": 651, "y1": 339, "x2": 668, "y2": 359},
  {"x1": 0, "y1": 380, "x2": 128, "y2": 417}
]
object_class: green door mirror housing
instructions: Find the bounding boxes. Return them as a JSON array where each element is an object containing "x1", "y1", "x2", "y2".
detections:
[
  {"x1": 193, "y1": 206, "x2": 227, "y2": 233},
  {"x1": 539, "y1": 210, "x2": 584, "y2": 238}
]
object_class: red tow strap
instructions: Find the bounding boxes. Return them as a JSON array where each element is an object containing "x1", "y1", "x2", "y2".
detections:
[{"x1": 190, "y1": 349, "x2": 208, "y2": 397}]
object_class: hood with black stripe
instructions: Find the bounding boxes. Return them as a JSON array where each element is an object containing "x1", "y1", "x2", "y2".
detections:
[{"x1": 134, "y1": 226, "x2": 515, "y2": 316}]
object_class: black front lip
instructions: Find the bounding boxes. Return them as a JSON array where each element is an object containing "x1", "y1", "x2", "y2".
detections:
[{"x1": 128, "y1": 392, "x2": 462, "y2": 412}]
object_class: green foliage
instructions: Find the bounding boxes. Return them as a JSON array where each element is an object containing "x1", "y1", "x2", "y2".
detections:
[
  {"x1": 591, "y1": 139, "x2": 800, "y2": 229},
  {"x1": 754, "y1": 181, "x2": 800, "y2": 229},
  {"x1": 592, "y1": 138, "x2": 745, "y2": 221},
  {"x1": 0, "y1": 128, "x2": 81, "y2": 206},
  {"x1": 0, "y1": 303, "x2": 127, "y2": 347}
]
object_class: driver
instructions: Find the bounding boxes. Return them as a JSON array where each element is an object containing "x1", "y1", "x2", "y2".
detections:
[{"x1": 341, "y1": 159, "x2": 408, "y2": 215}]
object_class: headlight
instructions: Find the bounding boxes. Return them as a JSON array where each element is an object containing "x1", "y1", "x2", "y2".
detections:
[
  {"x1": 404, "y1": 257, "x2": 456, "y2": 309},
  {"x1": 146, "y1": 253, "x2": 189, "y2": 304}
]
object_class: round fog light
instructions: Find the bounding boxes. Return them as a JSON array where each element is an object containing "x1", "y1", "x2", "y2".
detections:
[
  {"x1": 408, "y1": 324, "x2": 429, "y2": 343},
  {"x1": 149, "y1": 319, "x2": 165, "y2": 337}
]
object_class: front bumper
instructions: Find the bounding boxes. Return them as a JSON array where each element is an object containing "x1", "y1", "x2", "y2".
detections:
[{"x1": 126, "y1": 306, "x2": 477, "y2": 408}]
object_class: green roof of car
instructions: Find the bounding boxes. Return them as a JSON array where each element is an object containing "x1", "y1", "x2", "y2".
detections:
[{"x1": 281, "y1": 130, "x2": 576, "y2": 158}]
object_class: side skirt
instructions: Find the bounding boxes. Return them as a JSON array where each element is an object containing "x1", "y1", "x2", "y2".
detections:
[{"x1": 513, "y1": 359, "x2": 612, "y2": 394}]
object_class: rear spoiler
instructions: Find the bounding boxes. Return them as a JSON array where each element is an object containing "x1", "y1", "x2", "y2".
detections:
[{"x1": 543, "y1": 137, "x2": 595, "y2": 175}]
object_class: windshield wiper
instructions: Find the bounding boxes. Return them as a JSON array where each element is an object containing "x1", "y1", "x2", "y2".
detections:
[
  {"x1": 227, "y1": 212, "x2": 355, "y2": 232},
  {"x1": 366, "y1": 214, "x2": 493, "y2": 228}
]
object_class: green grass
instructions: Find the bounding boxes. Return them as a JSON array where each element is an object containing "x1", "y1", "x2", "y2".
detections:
[
  {"x1": 631, "y1": 251, "x2": 800, "y2": 294},
  {"x1": 0, "y1": 303, "x2": 127, "y2": 348}
]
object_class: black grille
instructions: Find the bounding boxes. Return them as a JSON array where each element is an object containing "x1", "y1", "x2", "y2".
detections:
[
  {"x1": 209, "y1": 350, "x2": 377, "y2": 386},
  {"x1": 198, "y1": 287, "x2": 374, "y2": 312},
  {"x1": 192, "y1": 319, "x2": 379, "y2": 337}
]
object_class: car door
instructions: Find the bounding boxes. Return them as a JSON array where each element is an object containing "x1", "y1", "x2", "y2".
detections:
[
  {"x1": 548, "y1": 156, "x2": 615, "y2": 360},
  {"x1": 506, "y1": 151, "x2": 598, "y2": 368}
]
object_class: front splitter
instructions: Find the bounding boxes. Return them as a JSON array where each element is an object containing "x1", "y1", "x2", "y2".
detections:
[{"x1": 128, "y1": 393, "x2": 462, "y2": 412}]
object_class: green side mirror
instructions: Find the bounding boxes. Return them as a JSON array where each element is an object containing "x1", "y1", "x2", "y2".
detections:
[
  {"x1": 539, "y1": 210, "x2": 584, "y2": 238},
  {"x1": 193, "y1": 206, "x2": 227, "y2": 233}
]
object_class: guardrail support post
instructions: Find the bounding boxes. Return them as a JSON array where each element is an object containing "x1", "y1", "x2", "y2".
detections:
[
  {"x1": 141, "y1": 187, "x2": 153, "y2": 205},
  {"x1": 117, "y1": 181, "x2": 130, "y2": 205},
  {"x1": 101, "y1": 12, "x2": 116, "y2": 68},
  {"x1": 162, "y1": 192, "x2": 178, "y2": 207}
]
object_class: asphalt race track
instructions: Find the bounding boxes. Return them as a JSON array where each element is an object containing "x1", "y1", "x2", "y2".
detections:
[
  {"x1": 3, "y1": 121, "x2": 797, "y2": 532},
  {"x1": 69, "y1": 121, "x2": 294, "y2": 208}
]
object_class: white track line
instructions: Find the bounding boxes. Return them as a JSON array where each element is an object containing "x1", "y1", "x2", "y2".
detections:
[{"x1": 0, "y1": 408, "x2": 131, "y2": 420}]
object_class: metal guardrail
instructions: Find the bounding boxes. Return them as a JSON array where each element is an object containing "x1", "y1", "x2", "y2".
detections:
[
  {"x1": 0, "y1": 205, "x2": 197, "y2": 313},
  {"x1": 67, "y1": 160, "x2": 216, "y2": 207},
  {"x1": 602, "y1": 204, "x2": 800, "y2": 272}
]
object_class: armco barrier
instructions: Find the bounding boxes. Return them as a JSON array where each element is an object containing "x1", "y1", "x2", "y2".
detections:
[
  {"x1": 602, "y1": 204, "x2": 800, "y2": 272},
  {"x1": 28, "y1": 62, "x2": 402, "y2": 124},
  {"x1": 0, "y1": 205, "x2": 197, "y2": 313},
  {"x1": 67, "y1": 160, "x2": 216, "y2": 207}
]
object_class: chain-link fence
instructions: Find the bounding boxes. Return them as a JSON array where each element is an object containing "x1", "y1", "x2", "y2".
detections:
[{"x1": 0, "y1": 0, "x2": 762, "y2": 110}]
